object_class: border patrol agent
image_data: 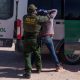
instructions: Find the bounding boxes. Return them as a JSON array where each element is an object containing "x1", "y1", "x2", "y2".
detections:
[{"x1": 23, "y1": 4, "x2": 50, "y2": 78}]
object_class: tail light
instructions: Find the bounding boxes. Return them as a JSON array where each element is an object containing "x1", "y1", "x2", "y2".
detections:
[{"x1": 16, "y1": 19, "x2": 21, "y2": 40}]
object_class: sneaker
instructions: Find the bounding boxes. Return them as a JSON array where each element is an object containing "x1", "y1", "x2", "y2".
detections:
[
  {"x1": 55, "y1": 66, "x2": 64, "y2": 72},
  {"x1": 23, "y1": 72, "x2": 31, "y2": 79}
]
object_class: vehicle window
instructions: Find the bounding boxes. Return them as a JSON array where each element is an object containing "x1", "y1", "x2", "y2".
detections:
[
  {"x1": 65, "y1": 0, "x2": 80, "y2": 20},
  {"x1": 0, "y1": 0, "x2": 14, "y2": 19}
]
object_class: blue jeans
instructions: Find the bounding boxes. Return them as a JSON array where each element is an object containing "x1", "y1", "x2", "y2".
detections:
[{"x1": 41, "y1": 36, "x2": 60, "y2": 66}]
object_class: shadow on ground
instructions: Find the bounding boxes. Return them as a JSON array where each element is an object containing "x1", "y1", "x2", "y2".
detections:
[{"x1": 0, "y1": 51, "x2": 80, "y2": 78}]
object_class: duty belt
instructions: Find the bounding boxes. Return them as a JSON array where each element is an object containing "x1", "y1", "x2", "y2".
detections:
[{"x1": 24, "y1": 32, "x2": 38, "y2": 38}]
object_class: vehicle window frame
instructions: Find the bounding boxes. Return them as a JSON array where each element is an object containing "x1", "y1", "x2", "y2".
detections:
[{"x1": 0, "y1": 0, "x2": 14, "y2": 20}]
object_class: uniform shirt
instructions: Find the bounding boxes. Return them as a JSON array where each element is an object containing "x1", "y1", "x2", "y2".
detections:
[
  {"x1": 40, "y1": 9, "x2": 57, "y2": 37},
  {"x1": 23, "y1": 14, "x2": 49, "y2": 33}
]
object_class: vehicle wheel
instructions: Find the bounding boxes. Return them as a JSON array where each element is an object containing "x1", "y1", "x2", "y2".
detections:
[
  {"x1": 56, "y1": 40, "x2": 80, "y2": 65},
  {"x1": 55, "y1": 39, "x2": 65, "y2": 63},
  {"x1": 63, "y1": 50, "x2": 80, "y2": 65},
  {"x1": 15, "y1": 39, "x2": 24, "y2": 52}
]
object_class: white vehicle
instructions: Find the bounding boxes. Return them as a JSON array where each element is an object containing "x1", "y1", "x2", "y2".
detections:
[
  {"x1": 0, "y1": 0, "x2": 17, "y2": 47},
  {"x1": 0, "y1": 0, "x2": 28, "y2": 50}
]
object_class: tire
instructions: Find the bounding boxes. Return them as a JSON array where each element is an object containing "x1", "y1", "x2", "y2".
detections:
[
  {"x1": 15, "y1": 39, "x2": 24, "y2": 52},
  {"x1": 63, "y1": 50, "x2": 80, "y2": 65},
  {"x1": 56, "y1": 40, "x2": 65, "y2": 64},
  {"x1": 57, "y1": 40, "x2": 80, "y2": 65}
]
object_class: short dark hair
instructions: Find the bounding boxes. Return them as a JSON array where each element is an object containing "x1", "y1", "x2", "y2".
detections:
[{"x1": 37, "y1": 11, "x2": 48, "y2": 16}]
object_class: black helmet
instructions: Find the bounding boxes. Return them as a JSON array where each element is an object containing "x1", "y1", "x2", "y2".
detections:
[{"x1": 28, "y1": 4, "x2": 37, "y2": 12}]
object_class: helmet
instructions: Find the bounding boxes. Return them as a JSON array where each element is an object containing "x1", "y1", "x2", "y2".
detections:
[{"x1": 28, "y1": 4, "x2": 37, "y2": 11}]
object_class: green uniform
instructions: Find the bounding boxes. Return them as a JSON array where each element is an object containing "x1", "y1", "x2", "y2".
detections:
[{"x1": 23, "y1": 14, "x2": 49, "y2": 73}]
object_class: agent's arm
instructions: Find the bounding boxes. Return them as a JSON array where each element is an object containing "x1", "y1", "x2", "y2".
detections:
[{"x1": 37, "y1": 15, "x2": 50, "y2": 23}]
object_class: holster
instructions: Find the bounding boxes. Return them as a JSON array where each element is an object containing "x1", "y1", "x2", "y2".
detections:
[
  {"x1": 24, "y1": 32, "x2": 38, "y2": 39},
  {"x1": 37, "y1": 36, "x2": 42, "y2": 47}
]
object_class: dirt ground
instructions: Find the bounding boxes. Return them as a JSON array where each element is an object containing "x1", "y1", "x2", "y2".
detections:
[{"x1": 0, "y1": 51, "x2": 80, "y2": 80}]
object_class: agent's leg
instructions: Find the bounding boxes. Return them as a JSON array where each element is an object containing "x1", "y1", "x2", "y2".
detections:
[
  {"x1": 32, "y1": 40, "x2": 42, "y2": 73},
  {"x1": 23, "y1": 40, "x2": 32, "y2": 78}
]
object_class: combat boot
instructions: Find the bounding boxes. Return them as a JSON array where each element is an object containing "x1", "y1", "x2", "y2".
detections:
[
  {"x1": 23, "y1": 71, "x2": 31, "y2": 79},
  {"x1": 36, "y1": 68, "x2": 41, "y2": 73}
]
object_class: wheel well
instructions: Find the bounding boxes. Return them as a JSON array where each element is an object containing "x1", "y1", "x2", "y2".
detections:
[{"x1": 55, "y1": 39, "x2": 64, "y2": 53}]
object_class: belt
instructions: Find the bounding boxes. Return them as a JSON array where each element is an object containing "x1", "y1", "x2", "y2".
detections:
[
  {"x1": 40, "y1": 34, "x2": 53, "y2": 37},
  {"x1": 24, "y1": 32, "x2": 38, "y2": 38}
]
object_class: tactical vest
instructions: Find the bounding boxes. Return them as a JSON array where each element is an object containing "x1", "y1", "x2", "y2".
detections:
[{"x1": 23, "y1": 15, "x2": 41, "y2": 33}]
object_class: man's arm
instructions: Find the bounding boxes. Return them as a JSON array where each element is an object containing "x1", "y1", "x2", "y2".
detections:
[{"x1": 48, "y1": 9, "x2": 58, "y2": 19}]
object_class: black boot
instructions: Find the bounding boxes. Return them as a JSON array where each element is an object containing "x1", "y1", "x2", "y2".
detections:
[
  {"x1": 36, "y1": 68, "x2": 41, "y2": 73},
  {"x1": 23, "y1": 71, "x2": 31, "y2": 79}
]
